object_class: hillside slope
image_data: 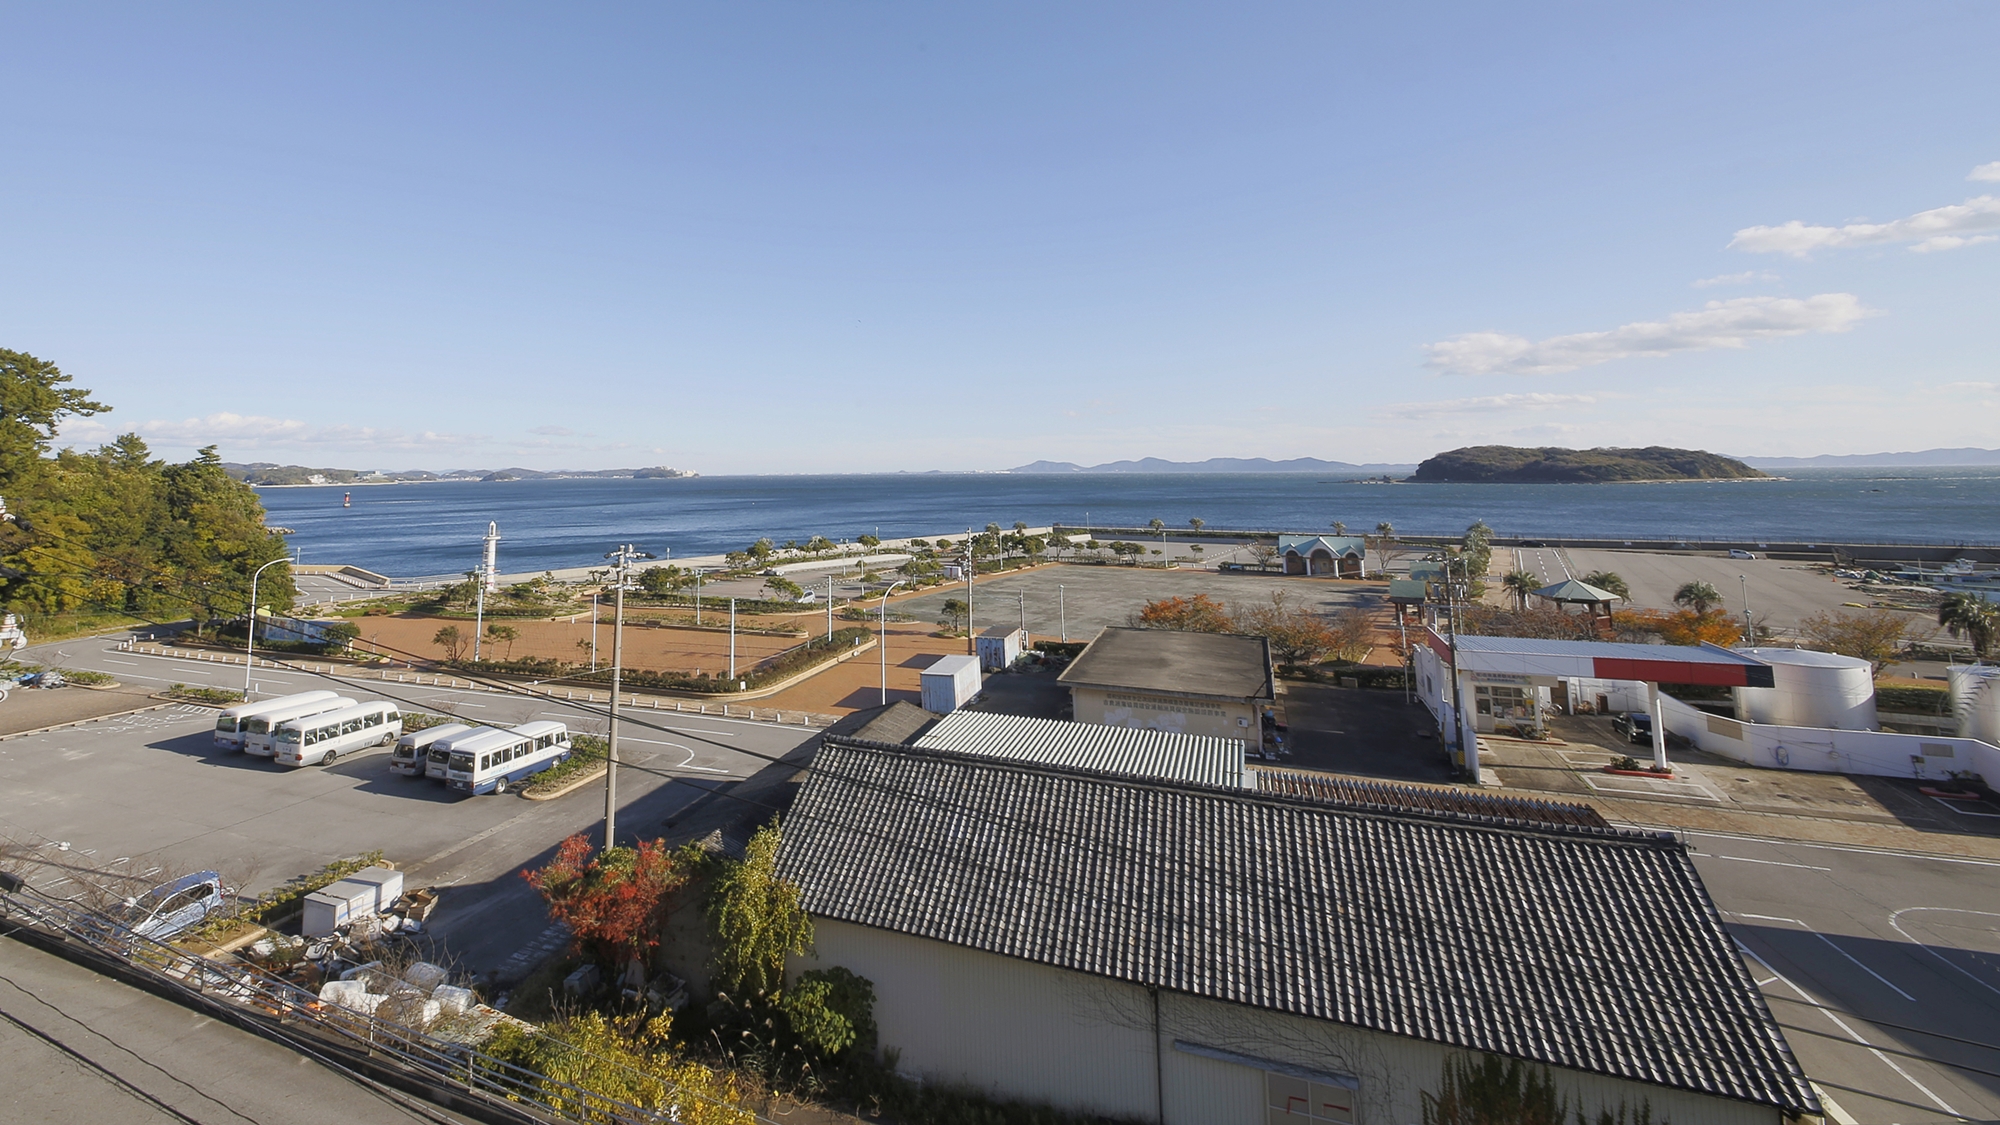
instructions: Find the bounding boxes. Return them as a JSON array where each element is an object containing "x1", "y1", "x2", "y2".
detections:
[{"x1": 1409, "y1": 446, "x2": 1768, "y2": 483}]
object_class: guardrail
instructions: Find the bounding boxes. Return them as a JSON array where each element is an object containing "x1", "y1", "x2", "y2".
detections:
[{"x1": 0, "y1": 874, "x2": 768, "y2": 1125}]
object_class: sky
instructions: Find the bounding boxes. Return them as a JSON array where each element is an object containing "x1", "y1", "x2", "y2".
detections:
[{"x1": 5, "y1": 4, "x2": 1998, "y2": 473}]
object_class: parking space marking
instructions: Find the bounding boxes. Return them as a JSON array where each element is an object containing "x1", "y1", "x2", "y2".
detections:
[
  {"x1": 1733, "y1": 913, "x2": 1916, "y2": 1002},
  {"x1": 1930, "y1": 796, "x2": 2000, "y2": 818},
  {"x1": 1735, "y1": 939, "x2": 1961, "y2": 1118},
  {"x1": 1887, "y1": 908, "x2": 2000, "y2": 999},
  {"x1": 1582, "y1": 774, "x2": 1722, "y2": 801}
]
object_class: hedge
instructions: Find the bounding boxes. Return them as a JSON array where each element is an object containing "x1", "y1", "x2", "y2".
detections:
[{"x1": 1876, "y1": 683, "x2": 1949, "y2": 714}]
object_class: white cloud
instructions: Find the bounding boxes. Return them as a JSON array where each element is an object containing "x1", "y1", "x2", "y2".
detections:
[
  {"x1": 1730, "y1": 195, "x2": 2000, "y2": 255},
  {"x1": 1424, "y1": 293, "x2": 1876, "y2": 377},
  {"x1": 1384, "y1": 393, "x2": 1597, "y2": 419},
  {"x1": 1969, "y1": 162, "x2": 2000, "y2": 183},
  {"x1": 1692, "y1": 270, "x2": 1778, "y2": 288}
]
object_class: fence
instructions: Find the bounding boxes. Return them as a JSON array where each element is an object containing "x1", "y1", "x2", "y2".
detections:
[
  {"x1": 0, "y1": 875, "x2": 768, "y2": 1125},
  {"x1": 116, "y1": 639, "x2": 839, "y2": 730},
  {"x1": 1656, "y1": 693, "x2": 2000, "y2": 785}
]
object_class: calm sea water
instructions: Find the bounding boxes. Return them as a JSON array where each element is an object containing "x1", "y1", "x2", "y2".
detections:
[{"x1": 257, "y1": 468, "x2": 2000, "y2": 578}]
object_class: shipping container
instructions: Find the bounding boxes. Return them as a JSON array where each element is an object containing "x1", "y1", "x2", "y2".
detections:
[
  {"x1": 976, "y1": 626, "x2": 1026, "y2": 671},
  {"x1": 921, "y1": 654, "x2": 983, "y2": 713}
]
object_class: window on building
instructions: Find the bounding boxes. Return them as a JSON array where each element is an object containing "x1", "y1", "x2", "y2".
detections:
[{"x1": 1267, "y1": 1071, "x2": 1355, "y2": 1123}]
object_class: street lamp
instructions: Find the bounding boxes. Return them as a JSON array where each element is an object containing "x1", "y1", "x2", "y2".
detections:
[
  {"x1": 881, "y1": 580, "x2": 906, "y2": 705},
  {"x1": 1740, "y1": 574, "x2": 1752, "y2": 644},
  {"x1": 1059, "y1": 584, "x2": 1067, "y2": 642},
  {"x1": 602, "y1": 544, "x2": 653, "y2": 850},
  {"x1": 244, "y1": 552, "x2": 294, "y2": 699}
]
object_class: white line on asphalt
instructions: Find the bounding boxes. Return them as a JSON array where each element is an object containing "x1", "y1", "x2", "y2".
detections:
[
  {"x1": 1733, "y1": 913, "x2": 1916, "y2": 1002},
  {"x1": 1888, "y1": 908, "x2": 2000, "y2": 999},
  {"x1": 1679, "y1": 829, "x2": 2000, "y2": 868},
  {"x1": 617, "y1": 737, "x2": 731, "y2": 773},
  {"x1": 1811, "y1": 1083, "x2": 1859, "y2": 1125},
  {"x1": 1735, "y1": 939, "x2": 1960, "y2": 1117},
  {"x1": 1708, "y1": 854, "x2": 1831, "y2": 871},
  {"x1": 102, "y1": 659, "x2": 140, "y2": 667}
]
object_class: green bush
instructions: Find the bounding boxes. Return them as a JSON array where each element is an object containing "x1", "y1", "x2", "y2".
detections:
[
  {"x1": 1877, "y1": 683, "x2": 1949, "y2": 714},
  {"x1": 167, "y1": 684, "x2": 246, "y2": 704},
  {"x1": 522, "y1": 733, "x2": 609, "y2": 795},
  {"x1": 62, "y1": 668, "x2": 117, "y2": 685}
]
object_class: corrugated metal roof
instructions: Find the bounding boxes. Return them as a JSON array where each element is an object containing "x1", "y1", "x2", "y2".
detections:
[
  {"x1": 916, "y1": 711, "x2": 1247, "y2": 787},
  {"x1": 1256, "y1": 770, "x2": 1609, "y2": 828},
  {"x1": 780, "y1": 740, "x2": 1819, "y2": 1116},
  {"x1": 1452, "y1": 635, "x2": 1765, "y2": 665}
]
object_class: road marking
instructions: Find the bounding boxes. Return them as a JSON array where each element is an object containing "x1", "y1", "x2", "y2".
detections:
[
  {"x1": 1811, "y1": 1083, "x2": 1859, "y2": 1125},
  {"x1": 1887, "y1": 908, "x2": 2000, "y2": 999},
  {"x1": 617, "y1": 737, "x2": 731, "y2": 773},
  {"x1": 1735, "y1": 939, "x2": 1960, "y2": 1117},
  {"x1": 1678, "y1": 829, "x2": 2000, "y2": 868},
  {"x1": 1930, "y1": 796, "x2": 2000, "y2": 818},
  {"x1": 102, "y1": 659, "x2": 140, "y2": 667},
  {"x1": 1733, "y1": 914, "x2": 1916, "y2": 1001},
  {"x1": 1708, "y1": 854, "x2": 1831, "y2": 871}
]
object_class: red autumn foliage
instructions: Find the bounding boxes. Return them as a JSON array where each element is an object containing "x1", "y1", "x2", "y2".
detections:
[{"x1": 522, "y1": 834, "x2": 695, "y2": 963}]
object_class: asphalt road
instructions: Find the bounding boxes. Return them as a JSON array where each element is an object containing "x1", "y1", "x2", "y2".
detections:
[
  {"x1": 1509, "y1": 546, "x2": 1906, "y2": 637},
  {"x1": 1686, "y1": 831, "x2": 2000, "y2": 1123},
  {"x1": 3, "y1": 634, "x2": 817, "y2": 988}
]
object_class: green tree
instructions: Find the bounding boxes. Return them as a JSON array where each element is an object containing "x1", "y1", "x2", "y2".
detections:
[
  {"x1": 763, "y1": 574, "x2": 804, "y2": 601},
  {"x1": 856, "y1": 534, "x2": 880, "y2": 548},
  {"x1": 1672, "y1": 580, "x2": 1722, "y2": 616},
  {"x1": 1188, "y1": 517, "x2": 1205, "y2": 533},
  {"x1": 637, "y1": 564, "x2": 686, "y2": 596},
  {"x1": 804, "y1": 535, "x2": 835, "y2": 553},
  {"x1": 1938, "y1": 592, "x2": 1998, "y2": 657},
  {"x1": 481, "y1": 1011, "x2": 750, "y2": 1125},
  {"x1": 432, "y1": 624, "x2": 465, "y2": 661},
  {"x1": 1422, "y1": 1053, "x2": 1569, "y2": 1125},
  {"x1": 1581, "y1": 570, "x2": 1631, "y2": 599},
  {"x1": 1502, "y1": 569, "x2": 1540, "y2": 611},
  {"x1": 485, "y1": 622, "x2": 519, "y2": 659},
  {"x1": 1800, "y1": 609, "x2": 1907, "y2": 673},
  {"x1": 706, "y1": 821, "x2": 812, "y2": 998},
  {"x1": 937, "y1": 598, "x2": 969, "y2": 631},
  {"x1": 1332, "y1": 521, "x2": 1348, "y2": 536},
  {"x1": 747, "y1": 538, "x2": 774, "y2": 562},
  {"x1": 0, "y1": 348, "x2": 108, "y2": 491}
]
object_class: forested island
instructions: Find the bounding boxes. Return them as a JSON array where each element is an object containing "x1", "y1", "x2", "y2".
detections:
[{"x1": 1408, "y1": 445, "x2": 1768, "y2": 483}]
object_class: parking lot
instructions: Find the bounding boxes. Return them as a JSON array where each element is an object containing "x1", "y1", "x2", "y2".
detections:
[{"x1": 1, "y1": 636, "x2": 817, "y2": 988}]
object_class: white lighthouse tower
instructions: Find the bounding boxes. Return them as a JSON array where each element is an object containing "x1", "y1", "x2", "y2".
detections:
[{"x1": 482, "y1": 521, "x2": 501, "y2": 593}]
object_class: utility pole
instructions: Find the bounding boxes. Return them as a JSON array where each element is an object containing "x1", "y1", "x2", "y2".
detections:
[
  {"x1": 694, "y1": 568, "x2": 703, "y2": 625},
  {"x1": 827, "y1": 576, "x2": 835, "y2": 638},
  {"x1": 1740, "y1": 574, "x2": 1752, "y2": 645},
  {"x1": 589, "y1": 591, "x2": 599, "y2": 671},
  {"x1": 964, "y1": 528, "x2": 975, "y2": 657},
  {"x1": 472, "y1": 569, "x2": 486, "y2": 662},
  {"x1": 1059, "y1": 584, "x2": 1067, "y2": 642},
  {"x1": 1017, "y1": 591, "x2": 1026, "y2": 638},
  {"x1": 729, "y1": 598, "x2": 737, "y2": 681},
  {"x1": 602, "y1": 544, "x2": 652, "y2": 850}
]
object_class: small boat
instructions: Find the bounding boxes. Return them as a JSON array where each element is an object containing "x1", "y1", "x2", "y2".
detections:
[{"x1": 343, "y1": 492, "x2": 351, "y2": 508}]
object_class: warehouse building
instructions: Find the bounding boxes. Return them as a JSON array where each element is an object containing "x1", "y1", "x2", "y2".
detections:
[
  {"x1": 779, "y1": 739, "x2": 1818, "y2": 1125},
  {"x1": 1059, "y1": 627, "x2": 1274, "y2": 741}
]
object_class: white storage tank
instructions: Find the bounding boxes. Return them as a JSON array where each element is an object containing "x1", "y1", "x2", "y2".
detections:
[
  {"x1": 1948, "y1": 665, "x2": 2000, "y2": 744},
  {"x1": 921, "y1": 654, "x2": 983, "y2": 714},
  {"x1": 1734, "y1": 648, "x2": 1878, "y2": 730}
]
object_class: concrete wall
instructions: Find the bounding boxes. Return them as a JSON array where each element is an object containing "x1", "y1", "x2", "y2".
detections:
[
  {"x1": 1658, "y1": 693, "x2": 2000, "y2": 785},
  {"x1": 1070, "y1": 684, "x2": 1259, "y2": 741},
  {"x1": 802, "y1": 920, "x2": 1784, "y2": 1125}
]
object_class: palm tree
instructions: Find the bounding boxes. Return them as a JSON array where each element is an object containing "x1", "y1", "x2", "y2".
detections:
[
  {"x1": 1939, "y1": 593, "x2": 1998, "y2": 657},
  {"x1": 1582, "y1": 571, "x2": 1630, "y2": 600},
  {"x1": 1673, "y1": 581, "x2": 1722, "y2": 616},
  {"x1": 1502, "y1": 570, "x2": 1539, "y2": 611},
  {"x1": 1188, "y1": 517, "x2": 1204, "y2": 533},
  {"x1": 1149, "y1": 518, "x2": 1167, "y2": 553},
  {"x1": 1331, "y1": 521, "x2": 1348, "y2": 536}
]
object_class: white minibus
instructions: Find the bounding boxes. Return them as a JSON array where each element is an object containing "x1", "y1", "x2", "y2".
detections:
[
  {"x1": 390, "y1": 723, "x2": 472, "y2": 777},
  {"x1": 242, "y1": 696, "x2": 357, "y2": 756},
  {"x1": 272, "y1": 701, "x2": 404, "y2": 767},
  {"x1": 445, "y1": 723, "x2": 572, "y2": 795},
  {"x1": 426, "y1": 724, "x2": 501, "y2": 780},
  {"x1": 213, "y1": 691, "x2": 340, "y2": 749}
]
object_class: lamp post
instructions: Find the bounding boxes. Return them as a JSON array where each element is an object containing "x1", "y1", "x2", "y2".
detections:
[
  {"x1": 589, "y1": 590, "x2": 599, "y2": 671},
  {"x1": 881, "y1": 579, "x2": 906, "y2": 705},
  {"x1": 602, "y1": 544, "x2": 652, "y2": 850},
  {"x1": 827, "y1": 576, "x2": 835, "y2": 639},
  {"x1": 728, "y1": 598, "x2": 737, "y2": 680},
  {"x1": 1059, "y1": 584, "x2": 1067, "y2": 642},
  {"x1": 1017, "y1": 591, "x2": 1026, "y2": 638},
  {"x1": 1740, "y1": 574, "x2": 1752, "y2": 644},
  {"x1": 244, "y1": 553, "x2": 293, "y2": 699}
]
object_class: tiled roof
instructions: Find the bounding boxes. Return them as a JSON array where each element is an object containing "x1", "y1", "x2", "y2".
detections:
[
  {"x1": 1255, "y1": 770, "x2": 1609, "y2": 828},
  {"x1": 781, "y1": 740, "x2": 1817, "y2": 1115},
  {"x1": 916, "y1": 711, "x2": 1247, "y2": 787}
]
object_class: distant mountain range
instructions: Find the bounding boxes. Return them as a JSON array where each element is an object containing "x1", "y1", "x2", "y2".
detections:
[
  {"x1": 224, "y1": 462, "x2": 696, "y2": 485},
  {"x1": 1007, "y1": 457, "x2": 1414, "y2": 475},
  {"x1": 1736, "y1": 447, "x2": 2000, "y2": 468}
]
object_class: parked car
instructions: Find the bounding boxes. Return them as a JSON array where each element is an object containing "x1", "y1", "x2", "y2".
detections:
[
  {"x1": 1611, "y1": 711, "x2": 1654, "y2": 744},
  {"x1": 102, "y1": 871, "x2": 231, "y2": 943},
  {"x1": 1728, "y1": 548, "x2": 1756, "y2": 560}
]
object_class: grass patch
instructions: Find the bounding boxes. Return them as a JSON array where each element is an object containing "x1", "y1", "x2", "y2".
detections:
[
  {"x1": 166, "y1": 684, "x2": 246, "y2": 705},
  {"x1": 523, "y1": 733, "x2": 609, "y2": 796},
  {"x1": 13, "y1": 610, "x2": 148, "y2": 643}
]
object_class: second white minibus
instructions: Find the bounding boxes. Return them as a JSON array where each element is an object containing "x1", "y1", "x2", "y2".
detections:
[
  {"x1": 272, "y1": 701, "x2": 404, "y2": 767},
  {"x1": 213, "y1": 691, "x2": 339, "y2": 749},
  {"x1": 243, "y1": 696, "x2": 357, "y2": 756},
  {"x1": 390, "y1": 723, "x2": 472, "y2": 777},
  {"x1": 444, "y1": 723, "x2": 571, "y2": 795}
]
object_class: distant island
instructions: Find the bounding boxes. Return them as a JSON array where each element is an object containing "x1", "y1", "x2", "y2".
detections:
[
  {"x1": 1008, "y1": 456, "x2": 1415, "y2": 474},
  {"x1": 225, "y1": 463, "x2": 696, "y2": 486},
  {"x1": 1408, "y1": 446, "x2": 1768, "y2": 483},
  {"x1": 1737, "y1": 446, "x2": 2000, "y2": 469}
]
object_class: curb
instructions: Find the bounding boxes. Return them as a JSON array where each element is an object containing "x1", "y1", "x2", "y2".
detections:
[
  {"x1": 1604, "y1": 767, "x2": 1677, "y2": 779},
  {"x1": 0, "y1": 701, "x2": 184, "y2": 742}
]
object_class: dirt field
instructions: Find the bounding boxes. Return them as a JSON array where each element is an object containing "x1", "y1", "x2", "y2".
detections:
[{"x1": 344, "y1": 611, "x2": 820, "y2": 676}]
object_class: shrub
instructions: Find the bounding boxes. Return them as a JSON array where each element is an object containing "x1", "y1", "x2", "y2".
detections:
[{"x1": 167, "y1": 684, "x2": 246, "y2": 704}]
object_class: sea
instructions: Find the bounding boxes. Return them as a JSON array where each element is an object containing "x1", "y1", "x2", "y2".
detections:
[{"x1": 256, "y1": 468, "x2": 2000, "y2": 579}]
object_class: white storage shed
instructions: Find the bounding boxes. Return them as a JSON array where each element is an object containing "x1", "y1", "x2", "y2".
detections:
[
  {"x1": 920, "y1": 654, "x2": 982, "y2": 714},
  {"x1": 975, "y1": 626, "x2": 1026, "y2": 671},
  {"x1": 342, "y1": 866, "x2": 405, "y2": 914}
]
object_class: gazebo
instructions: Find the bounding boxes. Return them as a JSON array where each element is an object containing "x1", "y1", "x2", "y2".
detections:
[{"x1": 1532, "y1": 578, "x2": 1622, "y2": 635}]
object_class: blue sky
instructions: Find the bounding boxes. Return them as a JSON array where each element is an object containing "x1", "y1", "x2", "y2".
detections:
[{"x1": 6, "y1": 4, "x2": 1997, "y2": 473}]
